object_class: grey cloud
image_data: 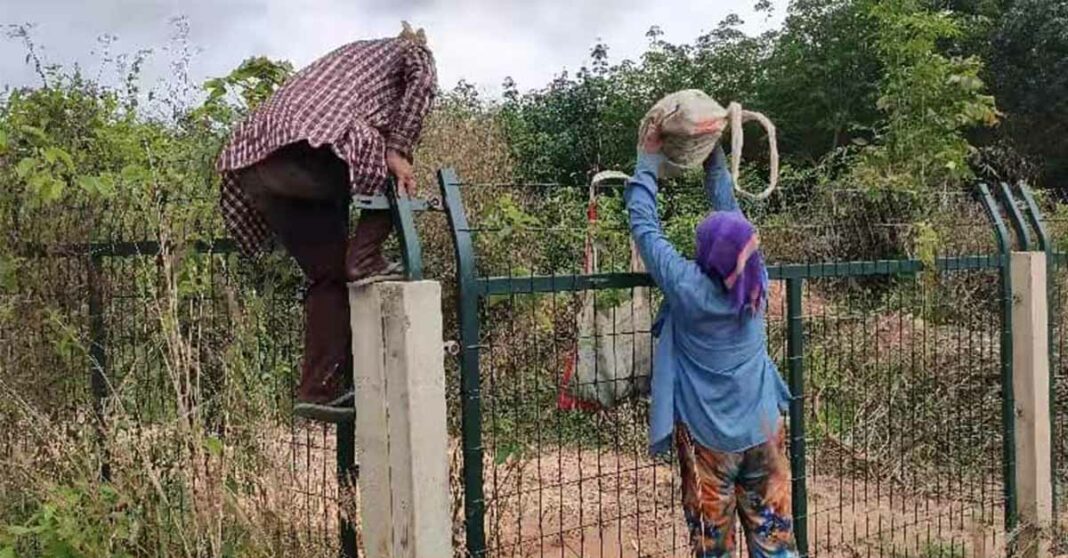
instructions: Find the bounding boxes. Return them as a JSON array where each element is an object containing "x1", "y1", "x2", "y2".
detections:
[
  {"x1": 2, "y1": 0, "x2": 787, "y2": 99},
  {"x1": 3, "y1": 0, "x2": 265, "y2": 90},
  {"x1": 361, "y1": 0, "x2": 434, "y2": 9}
]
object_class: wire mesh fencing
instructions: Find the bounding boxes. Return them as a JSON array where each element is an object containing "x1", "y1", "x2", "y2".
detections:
[
  {"x1": 1043, "y1": 199, "x2": 1068, "y2": 554},
  {"x1": 439, "y1": 170, "x2": 1013, "y2": 558},
  {"x1": 797, "y1": 270, "x2": 1006, "y2": 557},
  {"x1": 1, "y1": 172, "x2": 1052, "y2": 558},
  {"x1": 0, "y1": 197, "x2": 356, "y2": 557},
  {"x1": 473, "y1": 285, "x2": 680, "y2": 557}
]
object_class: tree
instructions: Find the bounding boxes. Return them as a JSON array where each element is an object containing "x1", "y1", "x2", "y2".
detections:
[
  {"x1": 759, "y1": 0, "x2": 883, "y2": 161},
  {"x1": 988, "y1": 0, "x2": 1068, "y2": 191},
  {"x1": 849, "y1": 0, "x2": 998, "y2": 192},
  {"x1": 498, "y1": 15, "x2": 775, "y2": 185}
]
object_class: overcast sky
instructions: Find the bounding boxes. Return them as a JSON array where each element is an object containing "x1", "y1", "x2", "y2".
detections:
[{"x1": 2, "y1": 0, "x2": 787, "y2": 99}]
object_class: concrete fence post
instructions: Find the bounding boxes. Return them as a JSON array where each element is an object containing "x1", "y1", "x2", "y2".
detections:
[
  {"x1": 1010, "y1": 251, "x2": 1053, "y2": 558},
  {"x1": 350, "y1": 280, "x2": 452, "y2": 558}
]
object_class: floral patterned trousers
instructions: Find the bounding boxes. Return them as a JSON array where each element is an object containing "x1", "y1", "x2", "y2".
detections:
[{"x1": 675, "y1": 422, "x2": 799, "y2": 558}]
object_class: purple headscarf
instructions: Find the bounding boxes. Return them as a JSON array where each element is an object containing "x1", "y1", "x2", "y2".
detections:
[{"x1": 695, "y1": 211, "x2": 767, "y2": 316}]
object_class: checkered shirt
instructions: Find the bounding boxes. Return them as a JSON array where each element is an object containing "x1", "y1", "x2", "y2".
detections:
[{"x1": 217, "y1": 37, "x2": 436, "y2": 255}]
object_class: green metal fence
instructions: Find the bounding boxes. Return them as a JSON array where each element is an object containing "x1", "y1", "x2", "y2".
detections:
[
  {"x1": 1027, "y1": 187, "x2": 1068, "y2": 554},
  {"x1": 438, "y1": 169, "x2": 1039, "y2": 557},
  {"x1": 0, "y1": 198, "x2": 359, "y2": 556},
  {"x1": 1055, "y1": 249, "x2": 1066, "y2": 554},
  {"x1": 2, "y1": 171, "x2": 1059, "y2": 558},
  {"x1": 995, "y1": 183, "x2": 1067, "y2": 555},
  {"x1": 0, "y1": 183, "x2": 441, "y2": 556}
]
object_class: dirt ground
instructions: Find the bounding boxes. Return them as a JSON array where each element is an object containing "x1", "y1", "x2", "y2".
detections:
[
  {"x1": 481, "y1": 447, "x2": 1007, "y2": 558},
  {"x1": 250, "y1": 427, "x2": 1014, "y2": 558}
]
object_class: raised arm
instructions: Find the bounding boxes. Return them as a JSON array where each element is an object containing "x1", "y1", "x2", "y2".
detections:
[
  {"x1": 386, "y1": 43, "x2": 437, "y2": 159},
  {"x1": 625, "y1": 152, "x2": 694, "y2": 307},
  {"x1": 626, "y1": 130, "x2": 743, "y2": 317},
  {"x1": 704, "y1": 145, "x2": 740, "y2": 213}
]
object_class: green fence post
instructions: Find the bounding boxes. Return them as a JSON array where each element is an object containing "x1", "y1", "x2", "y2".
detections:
[
  {"x1": 997, "y1": 182, "x2": 1033, "y2": 251},
  {"x1": 387, "y1": 178, "x2": 424, "y2": 281},
  {"x1": 438, "y1": 168, "x2": 487, "y2": 556},
  {"x1": 1018, "y1": 184, "x2": 1052, "y2": 253},
  {"x1": 87, "y1": 253, "x2": 111, "y2": 482},
  {"x1": 978, "y1": 182, "x2": 1018, "y2": 533},
  {"x1": 786, "y1": 277, "x2": 808, "y2": 557},
  {"x1": 337, "y1": 417, "x2": 358, "y2": 558}
]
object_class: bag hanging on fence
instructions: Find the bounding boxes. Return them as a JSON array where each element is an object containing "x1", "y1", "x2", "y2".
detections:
[
  {"x1": 558, "y1": 171, "x2": 654, "y2": 412},
  {"x1": 638, "y1": 89, "x2": 780, "y2": 200}
]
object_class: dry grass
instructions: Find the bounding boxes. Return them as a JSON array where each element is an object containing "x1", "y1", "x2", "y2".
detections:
[
  {"x1": 0, "y1": 104, "x2": 521, "y2": 557},
  {"x1": 1, "y1": 213, "x2": 338, "y2": 556}
]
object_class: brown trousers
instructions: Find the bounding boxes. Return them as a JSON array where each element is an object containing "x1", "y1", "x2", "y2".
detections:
[{"x1": 236, "y1": 142, "x2": 394, "y2": 403}]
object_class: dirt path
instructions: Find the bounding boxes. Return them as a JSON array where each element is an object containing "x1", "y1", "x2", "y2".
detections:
[
  {"x1": 482, "y1": 447, "x2": 1006, "y2": 558},
  {"x1": 247, "y1": 428, "x2": 1011, "y2": 558}
]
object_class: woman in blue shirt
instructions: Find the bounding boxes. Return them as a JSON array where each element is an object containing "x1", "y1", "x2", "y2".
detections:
[{"x1": 625, "y1": 125, "x2": 797, "y2": 558}]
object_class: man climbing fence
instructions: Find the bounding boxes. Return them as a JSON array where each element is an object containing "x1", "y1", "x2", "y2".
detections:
[{"x1": 216, "y1": 22, "x2": 437, "y2": 423}]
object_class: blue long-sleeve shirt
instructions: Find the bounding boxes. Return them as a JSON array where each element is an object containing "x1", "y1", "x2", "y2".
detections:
[{"x1": 625, "y1": 147, "x2": 791, "y2": 454}]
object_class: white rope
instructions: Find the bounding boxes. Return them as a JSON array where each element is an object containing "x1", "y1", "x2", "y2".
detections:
[
  {"x1": 727, "y1": 102, "x2": 780, "y2": 201},
  {"x1": 589, "y1": 170, "x2": 644, "y2": 273},
  {"x1": 591, "y1": 170, "x2": 630, "y2": 187}
]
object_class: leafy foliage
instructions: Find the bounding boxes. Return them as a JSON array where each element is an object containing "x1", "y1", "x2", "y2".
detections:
[
  {"x1": 850, "y1": 0, "x2": 998, "y2": 192},
  {"x1": 758, "y1": 0, "x2": 883, "y2": 161},
  {"x1": 198, "y1": 57, "x2": 294, "y2": 127},
  {"x1": 1, "y1": 482, "x2": 142, "y2": 558},
  {"x1": 988, "y1": 0, "x2": 1068, "y2": 190},
  {"x1": 498, "y1": 17, "x2": 774, "y2": 185}
]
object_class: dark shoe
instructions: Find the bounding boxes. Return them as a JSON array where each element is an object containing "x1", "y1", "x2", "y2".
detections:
[
  {"x1": 294, "y1": 389, "x2": 355, "y2": 423},
  {"x1": 349, "y1": 260, "x2": 405, "y2": 287}
]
